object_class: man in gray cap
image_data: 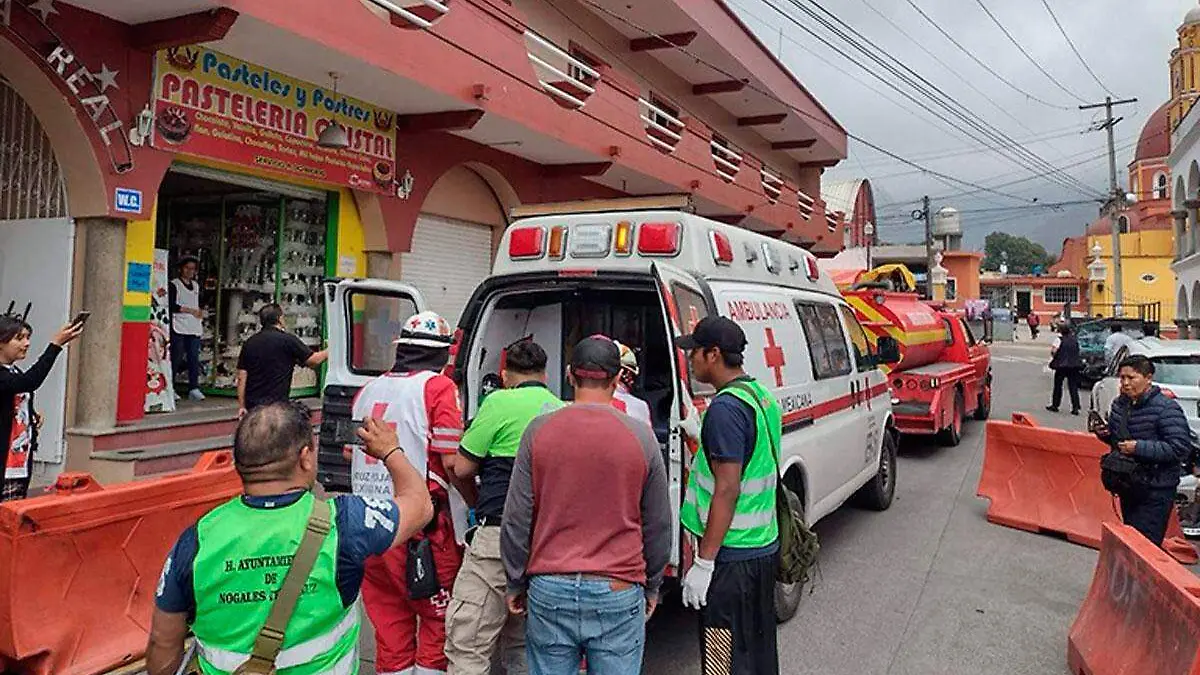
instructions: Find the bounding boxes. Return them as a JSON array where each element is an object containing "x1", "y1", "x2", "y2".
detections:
[{"x1": 501, "y1": 335, "x2": 671, "y2": 674}]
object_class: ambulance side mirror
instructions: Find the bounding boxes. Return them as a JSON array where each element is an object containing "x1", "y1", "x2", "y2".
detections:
[{"x1": 876, "y1": 336, "x2": 902, "y2": 365}]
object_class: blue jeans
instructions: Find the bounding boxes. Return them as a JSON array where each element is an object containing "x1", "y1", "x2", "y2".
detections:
[
  {"x1": 526, "y1": 575, "x2": 645, "y2": 675},
  {"x1": 171, "y1": 332, "x2": 201, "y2": 391}
]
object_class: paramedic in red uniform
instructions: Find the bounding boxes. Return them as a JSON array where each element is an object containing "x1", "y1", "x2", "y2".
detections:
[
  {"x1": 611, "y1": 340, "x2": 652, "y2": 427},
  {"x1": 350, "y1": 311, "x2": 472, "y2": 675}
]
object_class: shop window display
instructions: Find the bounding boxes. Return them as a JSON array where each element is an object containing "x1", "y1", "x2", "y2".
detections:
[{"x1": 160, "y1": 173, "x2": 328, "y2": 399}]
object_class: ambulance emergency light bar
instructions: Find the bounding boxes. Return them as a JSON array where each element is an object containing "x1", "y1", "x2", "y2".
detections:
[{"x1": 508, "y1": 221, "x2": 680, "y2": 259}]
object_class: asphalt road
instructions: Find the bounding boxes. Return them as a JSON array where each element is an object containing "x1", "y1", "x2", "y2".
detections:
[{"x1": 642, "y1": 341, "x2": 1099, "y2": 675}]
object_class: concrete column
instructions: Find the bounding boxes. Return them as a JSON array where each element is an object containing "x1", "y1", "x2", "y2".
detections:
[
  {"x1": 365, "y1": 250, "x2": 397, "y2": 279},
  {"x1": 73, "y1": 217, "x2": 126, "y2": 431},
  {"x1": 1177, "y1": 319, "x2": 1191, "y2": 340},
  {"x1": 1173, "y1": 209, "x2": 1188, "y2": 261},
  {"x1": 1187, "y1": 200, "x2": 1200, "y2": 257}
]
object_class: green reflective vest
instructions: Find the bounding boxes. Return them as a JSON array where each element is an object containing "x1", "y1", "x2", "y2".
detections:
[
  {"x1": 191, "y1": 492, "x2": 360, "y2": 675},
  {"x1": 681, "y1": 378, "x2": 781, "y2": 549}
]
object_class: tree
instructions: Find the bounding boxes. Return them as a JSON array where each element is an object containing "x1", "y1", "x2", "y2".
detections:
[{"x1": 981, "y1": 232, "x2": 1055, "y2": 274}]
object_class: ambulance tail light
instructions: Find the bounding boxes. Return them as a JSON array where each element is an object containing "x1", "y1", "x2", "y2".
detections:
[
  {"x1": 805, "y1": 255, "x2": 820, "y2": 281},
  {"x1": 638, "y1": 222, "x2": 681, "y2": 256},
  {"x1": 547, "y1": 226, "x2": 568, "y2": 259},
  {"x1": 709, "y1": 230, "x2": 734, "y2": 265},
  {"x1": 614, "y1": 221, "x2": 634, "y2": 256},
  {"x1": 509, "y1": 227, "x2": 545, "y2": 259}
]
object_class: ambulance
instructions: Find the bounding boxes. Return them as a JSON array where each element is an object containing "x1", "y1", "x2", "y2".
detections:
[{"x1": 318, "y1": 195, "x2": 901, "y2": 621}]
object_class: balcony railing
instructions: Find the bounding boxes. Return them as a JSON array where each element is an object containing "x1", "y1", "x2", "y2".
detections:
[
  {"x1": 639, "y1": 98, "x2": 685, "y2": 154},
  {"x1": 710, "y1": 139, "x2": 742, "y2": 182},
  {"x1": 364, "y1": 0, "x2": 450, "y2": 30},
  {"x1": 524, "y1": 31, "x2": 601, "y2": 110},
  {"x1": 798, "y1": 190, "x2": 815, "y2": 219},
  {"x1": 760, "y1": 166, "x2": 783, "y2": 204},
  {"x1": 826, "y1": 210, "x2": 840, "y2": 232}
]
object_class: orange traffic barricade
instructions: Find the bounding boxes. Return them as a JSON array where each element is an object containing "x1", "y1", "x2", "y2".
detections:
[
  {"x1": 1067, "y1": 523, "x2": 1200, "y2": 675},
  {"x1": 977, "y1": 414, "x2": 1197, "y2": 564},
  {"x1": 0, "y1": 451, "x2": 238, "y2": 675}
]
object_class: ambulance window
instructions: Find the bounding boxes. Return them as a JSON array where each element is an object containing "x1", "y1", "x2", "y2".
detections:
[
  {"x1": 672, "y1": 285, "x2": 708, "y2": 334},
  {"x1": 349, "y1": 291, "x2": 418, "y2": 375},
  {"x1": 838, "y1": 305, "x2": 874, "y2": 371},
  {"x1": 796, "y1": 302, "x2": 852, "y2": 380},
  {"x1": 942, "y1": 318, "x2": 954, "y2": 345}
]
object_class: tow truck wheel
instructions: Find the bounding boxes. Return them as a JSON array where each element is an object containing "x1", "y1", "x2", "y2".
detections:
[
  {"x1": 854, "y1": 427, "x2": 898, "y2": 511},
  {"x1": 973, "y1": 384, "x2": 992, "y2": 421},
  {"x1": 938, "y1": 390, "x2": 964, "y2": 447},
  {"x1": 774, "y1": 487, "x2": 806, "y2": 623}
]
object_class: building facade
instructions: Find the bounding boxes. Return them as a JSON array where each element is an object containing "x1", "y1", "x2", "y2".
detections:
[{"x1": 1, "y1": 0, "x2": 848, "y2": 481}]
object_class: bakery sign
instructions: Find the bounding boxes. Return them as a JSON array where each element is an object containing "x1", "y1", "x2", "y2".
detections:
[{"x1": 152, "y1": 46, "x2": 398, "y2": 194}]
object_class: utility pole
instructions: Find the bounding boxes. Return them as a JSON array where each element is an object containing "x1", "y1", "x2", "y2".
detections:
[
  {"x1": 910, "y1": 196, "x2": 935, "y2": 299},
  {"x1": 1080, "y1": 96, "x2": 1138, "y2": 316}
]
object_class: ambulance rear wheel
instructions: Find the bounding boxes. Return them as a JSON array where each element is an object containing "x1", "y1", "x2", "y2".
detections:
[
  {"x1": 774, "y1": 489, "x2": 805, "y2": 623},
  {"x1": 938, "y1": 390, "x2": 964, "y2": 446}
]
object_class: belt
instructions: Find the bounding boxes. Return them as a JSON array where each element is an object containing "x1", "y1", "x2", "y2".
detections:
[{"x1": 477, "y1": 516, "x2": 502, "y2": 527}]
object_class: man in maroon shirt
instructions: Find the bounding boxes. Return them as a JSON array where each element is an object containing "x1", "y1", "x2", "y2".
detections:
[{"x1": 501, "y1": 336, "x2": 671, "y2": 674}]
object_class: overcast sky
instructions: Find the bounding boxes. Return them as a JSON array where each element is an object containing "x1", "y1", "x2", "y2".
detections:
[{"x1": 728, "y1": 0, "x2": 1196, "y2": 253}]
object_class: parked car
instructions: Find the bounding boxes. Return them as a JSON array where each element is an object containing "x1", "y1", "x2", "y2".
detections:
[{"x1": 1077, "y1": 318, "x2": 1153, "y2": 386}]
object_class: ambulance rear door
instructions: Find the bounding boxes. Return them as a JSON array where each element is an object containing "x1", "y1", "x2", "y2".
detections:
[
  {"x1": 651, "y1": 262, "x2": 716, "y2": 572},
  {"x1": 318, "y1": 278, "x2": 427, "y2": 492}
]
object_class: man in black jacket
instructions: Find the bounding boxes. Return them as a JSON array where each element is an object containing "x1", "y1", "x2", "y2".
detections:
[
  {"x1": 1046, "y1": 323, "x2": 1083, "y2": 415},
  {"x1": 1093, "y1": 355, "x2": 1193, "y2": 545}
]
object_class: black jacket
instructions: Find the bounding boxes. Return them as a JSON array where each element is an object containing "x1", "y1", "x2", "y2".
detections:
[
  {"x1": 0, "y1": 344, "x2": 62, "y2": 482},
  {"x1": 1107, "y1": 385, "x2": 1193, "y2": 489},
  {"x1": 1050, "y1": 334, "x2": 1083, "y2": 370}
]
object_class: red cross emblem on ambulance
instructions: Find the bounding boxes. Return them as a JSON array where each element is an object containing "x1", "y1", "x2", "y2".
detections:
[{"x1": 763, "y1": 328, "x2": 786, "y2": 387}]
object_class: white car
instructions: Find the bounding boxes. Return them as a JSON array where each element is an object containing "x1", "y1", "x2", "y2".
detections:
[{"x1": 1089, "y1": 337, "x2": 1200, "y2": 500}]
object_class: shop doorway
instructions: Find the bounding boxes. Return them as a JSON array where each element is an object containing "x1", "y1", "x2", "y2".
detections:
[
  {"x1": 154, "y1": 166, "x2": 332, "y2": 407},
  {"x1": 1016, "y1": 290, "x2": 1032, "y2": 318}
]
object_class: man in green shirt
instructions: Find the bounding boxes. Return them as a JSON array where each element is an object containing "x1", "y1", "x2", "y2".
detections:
[{"x1": 445, "y1": 340, "x2": 562, "y2": 675}]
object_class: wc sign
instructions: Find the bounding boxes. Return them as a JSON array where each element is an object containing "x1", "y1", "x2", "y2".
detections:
[{"x1": 114, "y1": 188, "x2": 142, "y2": 214}]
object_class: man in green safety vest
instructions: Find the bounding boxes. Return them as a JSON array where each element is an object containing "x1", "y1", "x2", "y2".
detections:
[
  {"x1": 678, "y1": 316, "x2": 781, "y2": 675},
  {"x1": 145, "y1": 401, "x2": 435, "y2": 675}
]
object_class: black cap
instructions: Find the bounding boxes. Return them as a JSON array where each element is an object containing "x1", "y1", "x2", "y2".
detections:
[
  {"x1": 570, "y1": 336, "x2": 621, "y2": 380},
  {"x1": 677, "y1": 316, "x2": 746, "y2": 354}
]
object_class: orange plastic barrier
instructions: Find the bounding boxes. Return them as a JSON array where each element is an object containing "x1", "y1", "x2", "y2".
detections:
[
  {"x1": 1067, "y1": 523, "x2": 1200, "y2": 675},
  {"x1": 1009, "y1": 411, "x2": 1039, "y2": 427},
  {"x1": 976, "y1": 416, "x2": 1198, "y2": 564},
  {"x1": 0, "y1": 451, "x2": 238, "y2": 675}
]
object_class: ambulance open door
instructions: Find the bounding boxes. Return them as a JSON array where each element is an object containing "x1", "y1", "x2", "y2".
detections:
[
  {"x1": 318, "y1": 278, "x2": 427, "y2": 492},
  {"x1": 651, "y1": 262, "x2": 716, "y2": 573}
]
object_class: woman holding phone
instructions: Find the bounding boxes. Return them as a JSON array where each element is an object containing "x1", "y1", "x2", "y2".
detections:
[{"x1": 0, "y1": 314, "x2": 84, "y2": 501}]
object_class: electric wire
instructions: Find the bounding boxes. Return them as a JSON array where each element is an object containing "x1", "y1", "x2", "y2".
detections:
[
  {"x1": 1039, "y1": 0, "x2": 1115, "y2": 97},
  {"x1": 772, "y1": 0, "x2": 1101, "y2": 199},
  {"x1": 972, "y1": 0, "x2": 1090, "y2": 104},
  {"x1": 901, "y1": 0, "x2": 1075, "y2": 111}
]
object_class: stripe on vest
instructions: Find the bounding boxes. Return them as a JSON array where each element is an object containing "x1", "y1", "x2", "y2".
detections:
[
  {"x1": 692, "y1": 471, "x2": 776, "y2": 496},
  {"x1": 683, "y1": 492, "x2": 775, "y2": 530},
  {"x1": 196, "y1": 603, "x2": 359, "y2": 671}
]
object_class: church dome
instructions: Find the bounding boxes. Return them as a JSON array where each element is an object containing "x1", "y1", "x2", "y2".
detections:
[
  {"x1": 1134, "y1": 101, "x2": 1171, "y2": 162},
  {"x1": 1186, "y1": 5, "x2": 1200, "y2": 26}
]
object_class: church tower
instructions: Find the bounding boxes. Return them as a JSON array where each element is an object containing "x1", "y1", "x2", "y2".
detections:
[{"x1": 1169, "y1": 5, "x2": 1200, "y2": 130}]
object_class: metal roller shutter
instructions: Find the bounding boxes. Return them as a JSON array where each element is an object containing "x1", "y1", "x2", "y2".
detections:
[{"x1": 401, "y1": 214, "x2": 494, "y2": 325}]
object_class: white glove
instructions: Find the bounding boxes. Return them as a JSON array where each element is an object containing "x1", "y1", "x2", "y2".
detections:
[
  {"x1": 681, "y1": 556, "x2": 715, "y2": 609},
  {"x1": 679, "y1": 396, "x2": 702, "y2": 443}
]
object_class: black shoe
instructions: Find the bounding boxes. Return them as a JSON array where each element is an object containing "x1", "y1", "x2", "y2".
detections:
[
  {"x1": 1045, "y1": 406, "x2": 1059, "y2": 413},
  {"x1": 1071, "y1": 410, "x2": 1080, "y2": 416}
]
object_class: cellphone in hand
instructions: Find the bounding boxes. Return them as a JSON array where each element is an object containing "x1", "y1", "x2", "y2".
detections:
[{"x1": 70, "y1": 311, "x2": 91, "y2": 327}]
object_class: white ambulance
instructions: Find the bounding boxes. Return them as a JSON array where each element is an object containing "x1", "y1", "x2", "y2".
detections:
[{"x1": 319, "y1": 196, "x2": 900, "y2": 621}]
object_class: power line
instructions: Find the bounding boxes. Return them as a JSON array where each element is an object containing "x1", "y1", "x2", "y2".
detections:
[
  {"x1": 902, "y1": 0, "x2": 1074, "y2": 111},
  {"x1": 1040, "y1": 0, "x2": 1114, "y2": 98},
  {"x1": 777, "y1": 0, "x2": 1101, "y2": 199},
  {"x1": 972, "y1": 0, "x2": 1089, "y2": 104},
  {"x1": 572, "y1": 0, "x2": 1045, "y2": 204}
]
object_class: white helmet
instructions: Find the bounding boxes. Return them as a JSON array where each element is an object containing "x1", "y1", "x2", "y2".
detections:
[
  {"x1": 394, "y1": 311, "x2": 454, "y2": 349},
  {"x1": 614, "y1": 340, "x2": 639, "y2": 376}
]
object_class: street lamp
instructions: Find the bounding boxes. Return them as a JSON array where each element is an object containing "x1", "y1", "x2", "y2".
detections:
[{"x1": 863, "y1": 221, "x2": 875, "y2": 269}]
